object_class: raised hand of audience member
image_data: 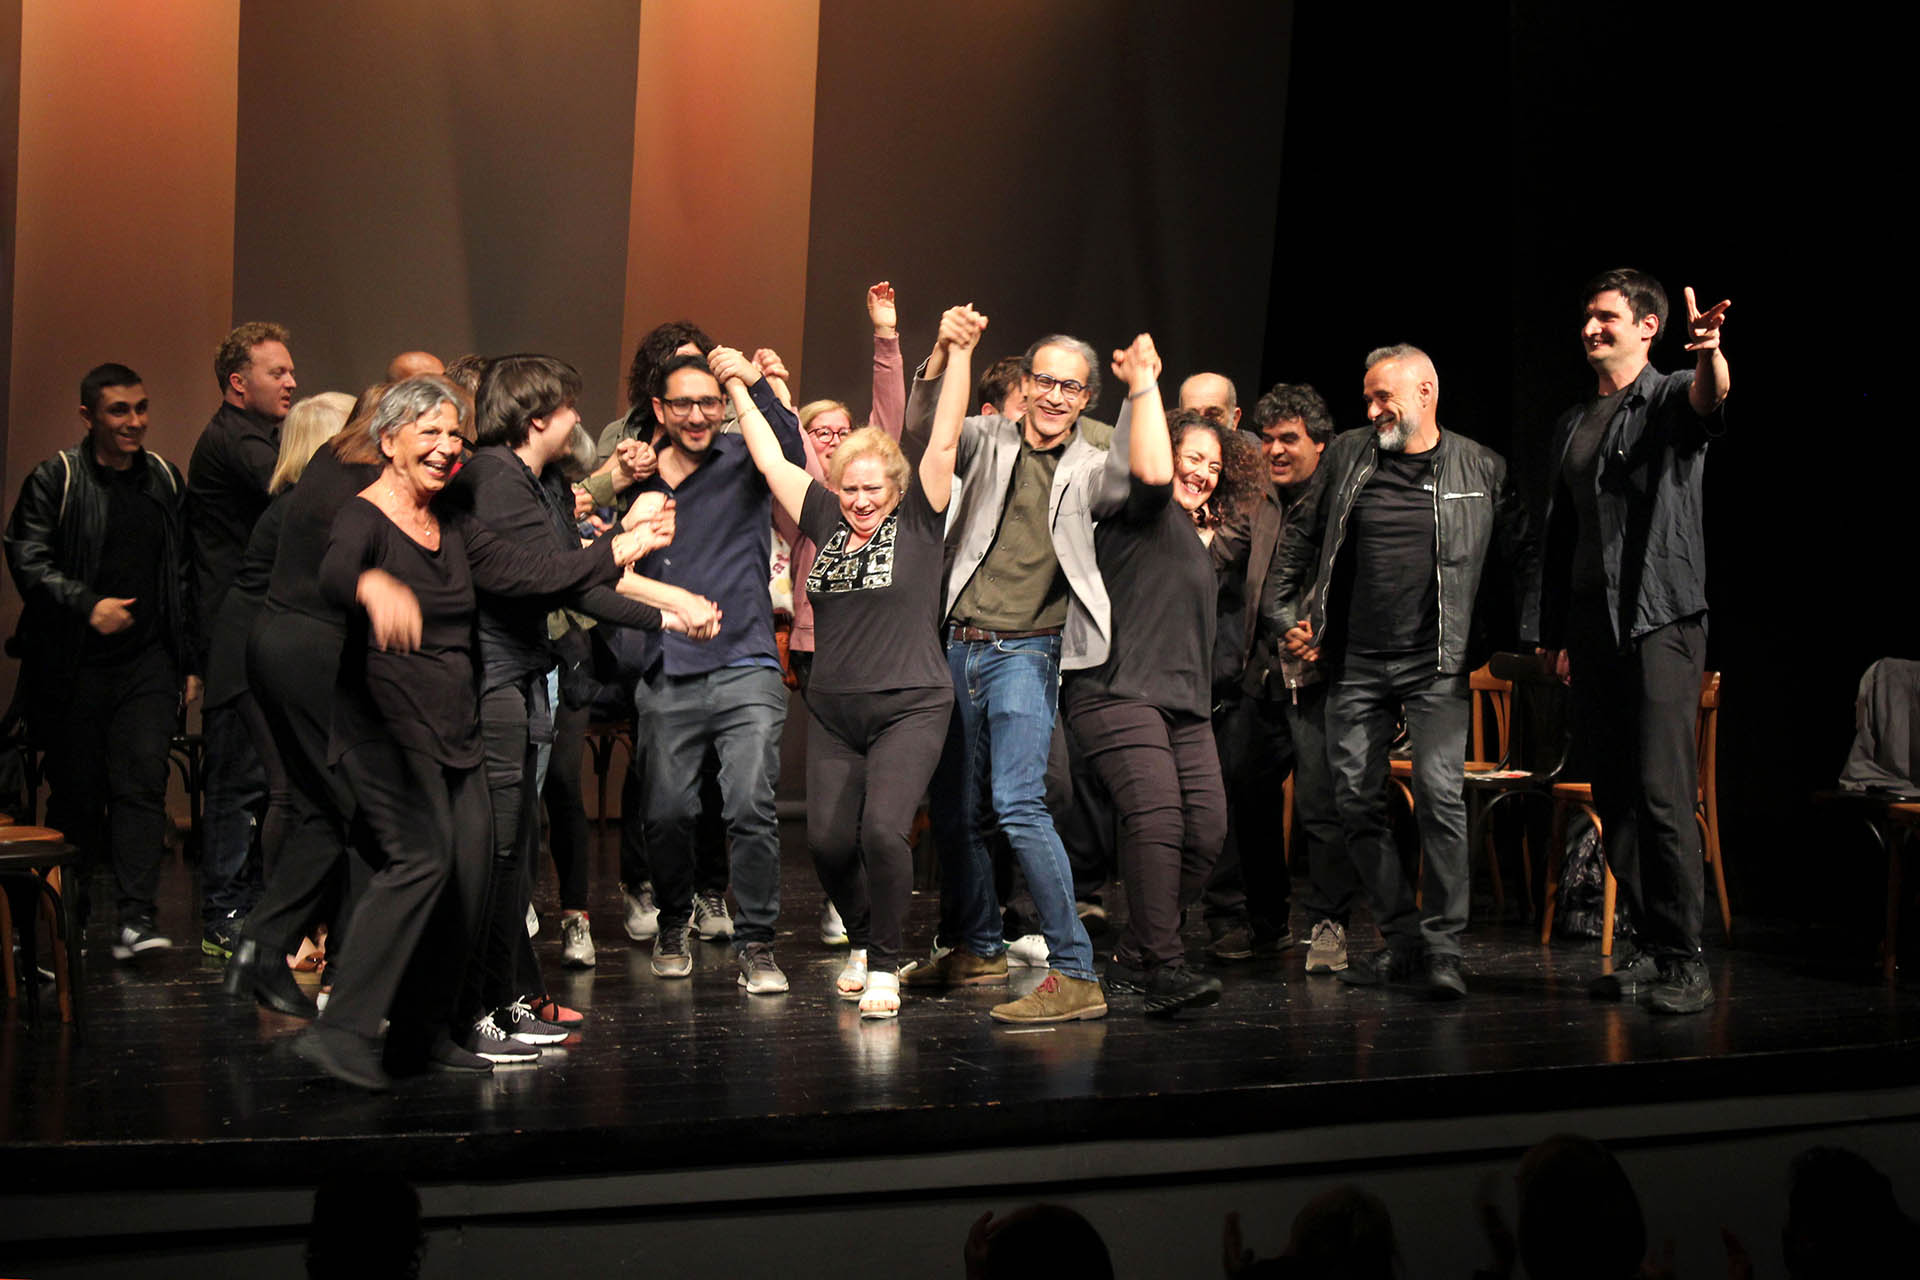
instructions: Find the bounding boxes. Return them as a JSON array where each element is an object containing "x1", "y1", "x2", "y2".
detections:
[
  {"x1": 867, "y1": 280, "x2": 898, "y2": 338},
  {"x1": 357, "y1": 568, "x2": 423, "y2": 653},
  {"x1": 1682, "y1": 285, "x2": 1731, "y2": 353},
  {"x1": 753, "y1": 347, "x2": 794, "y2": 410},
  {"x1": 1473, "y1": 1170, "x2": 1517, "y2": 1280},
  {"x1": 707, "y1": 345, "x2": 759, "y2": 388},
  {"x1": 1222, "y1": 1210, "x2": 1258, "y2": 1277}
]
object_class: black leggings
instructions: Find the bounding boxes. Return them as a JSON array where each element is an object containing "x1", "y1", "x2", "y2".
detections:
[
  {"x1": 545, "y1": 698, "x2": 591, "y2": 911},
  {"x1": 806, "y1": 685, "x2": 953, "y2": 971}
]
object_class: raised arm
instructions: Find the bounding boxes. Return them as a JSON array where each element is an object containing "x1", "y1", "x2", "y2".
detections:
[
  {"x1": 1682, "y1": 285, "x2": 1731, "y2": 416},
  {"x1": 711, "y1": 344, "x2": 812, "y2": 526},
  {"x1": 902, "y1": 306, "x2": 986, "y2": 467},
  {"x1": 868, "y1": 281, "x2": 906, "y2": 439},
  {"x1": 1113, "y1": 333, "x2": 1170, "y2": 486},
  {"x1": 921, "y1": 304, "x2": 986, "y2": 513}
]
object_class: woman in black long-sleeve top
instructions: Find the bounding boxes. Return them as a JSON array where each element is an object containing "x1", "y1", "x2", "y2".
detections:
[
  {"x1": 291, "y1": 376, "x2": 657, "y2": 1090},
  {"x1": 458, "y1": 354, "x2": 717, "y2": 1044},
  {"x1": 224, "y1": 390, "x2": 387, "y2": 1017}
]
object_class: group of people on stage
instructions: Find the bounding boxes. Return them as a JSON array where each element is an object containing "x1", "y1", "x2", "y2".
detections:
[{"x1": 2, "y1": 267, "x2": 1729, "y2": 1088}]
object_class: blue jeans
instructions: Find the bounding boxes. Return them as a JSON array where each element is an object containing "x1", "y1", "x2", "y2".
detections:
[
  {"x1": 201, "y1": 700, "x2": 266, "y2": 924},
  {"x1": 931, "y1": 634, "x2": 1095, "y2": 981},
  {"x1": 1326, "y1": 653, "x2": 1470, "y2": 957},
  {"x1": 637, "y1": 665, "x2": 787, "y2": 948}
]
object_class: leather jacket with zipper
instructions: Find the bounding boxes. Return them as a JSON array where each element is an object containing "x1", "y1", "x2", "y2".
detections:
[{"x1": 1261, "y1": 425, "x2": 1538, "y2": 676}]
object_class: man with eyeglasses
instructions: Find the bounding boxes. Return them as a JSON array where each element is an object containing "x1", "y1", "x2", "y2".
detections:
[
  {"x1": 899, "y1": 315, "x2": 1121, "y2": 1023},
  {"x1": 618, "y1": 349, "x2": 806, "y2": 995},
  {"x1": 1178, "y1": 372, "x2": 1243, "y2": 431}
]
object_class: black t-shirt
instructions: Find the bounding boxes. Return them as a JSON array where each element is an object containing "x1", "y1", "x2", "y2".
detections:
[
  {"x1": 1342, "y1": 447, "x2": 1438, "y2": 659},
  {"x1": 1561, "y1": 386, "x2": 1626, "y2": 599},
  {"x1": 322, "y1": 496, "x2": 618, "y2": 767},
  {"x1": 1067, "y1": 478, "x2": 1215, "y2": 720},
  {"x1": 797, "y1": 474, "x2": 948, "y2": 695},
  {"x1": 85, "y1": 459, "x2": 168, "y2": 664}
]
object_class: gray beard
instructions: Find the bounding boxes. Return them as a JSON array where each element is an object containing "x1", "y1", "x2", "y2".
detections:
[{"x1": 1374, "y1": 417, "x2": 1414, "y2": 453}]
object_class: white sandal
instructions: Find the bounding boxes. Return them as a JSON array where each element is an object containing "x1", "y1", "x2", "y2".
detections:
[
  {"x1": 836, "y1": 949, "x2": 869, "y2": 999},
  {"x1": 859, "y1": 971, "x2": 900, "y2": 1019}
]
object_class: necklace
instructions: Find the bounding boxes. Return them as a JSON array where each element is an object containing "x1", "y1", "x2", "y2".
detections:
[{"x1": 385, "y1": 480, "x2": 437, "y2": 541}]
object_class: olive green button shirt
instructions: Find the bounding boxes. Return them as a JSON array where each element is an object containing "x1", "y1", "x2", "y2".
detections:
[{"x1": 950, "y1": 435, "x2": 1070, "y2": 631}]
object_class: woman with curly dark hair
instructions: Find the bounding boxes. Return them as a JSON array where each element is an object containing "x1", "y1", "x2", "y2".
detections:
[{"x1": 1062, "y1": 353, "x2": 1268, "y2": 1017}]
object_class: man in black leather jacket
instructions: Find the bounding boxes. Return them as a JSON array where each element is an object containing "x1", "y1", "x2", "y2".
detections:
[
  {"x1": 4, "y1": 363, "x2": 197, "y2": 959},
  {"x1": 1263, "y1": 344, "x2": 1536, "y2": 998}
]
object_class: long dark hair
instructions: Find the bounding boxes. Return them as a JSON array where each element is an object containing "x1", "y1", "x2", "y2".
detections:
[{"x1": 1168, "y1": 408, "x2": 1265, "y2": 530}]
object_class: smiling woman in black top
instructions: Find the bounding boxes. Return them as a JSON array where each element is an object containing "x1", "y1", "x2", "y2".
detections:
[
  {"x1": 713, "y1": 312, "x2": 973, "y2": 1020},
  {"x1": 290, "y1": 376, "x2": 659, "y2": 1090},
  {"x1": 1062, "y1": 342, "x2": 1266, "y2": 1017}
]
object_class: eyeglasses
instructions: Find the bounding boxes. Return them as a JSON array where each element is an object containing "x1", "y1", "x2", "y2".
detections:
[
  {"x1": 1027, "y1": 372, "x2": 1089, "y2": 399},
  {"x1": 806, "y1": 424, "x2": 851, "y2": 442},
  {"x1": 661, "y1": 396, "x2": 725, "y2": 418}
]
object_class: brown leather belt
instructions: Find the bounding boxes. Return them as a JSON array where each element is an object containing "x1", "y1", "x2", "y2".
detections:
[{"x1": 947, "y1": 623, "x2": 1063, "y2": 643}]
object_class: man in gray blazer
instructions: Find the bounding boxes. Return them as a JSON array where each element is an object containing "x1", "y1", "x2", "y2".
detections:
[{"x1": 900, "y1": 308, "x2": 1133, "y2": 1023}]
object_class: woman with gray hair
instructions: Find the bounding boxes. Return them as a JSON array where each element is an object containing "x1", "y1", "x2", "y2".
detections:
[{"x1": 290, "y1": 375, "x2": 666, "y2": 1089}]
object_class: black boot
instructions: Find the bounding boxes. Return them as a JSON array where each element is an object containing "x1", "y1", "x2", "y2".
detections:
[
  {"x1": 225, "y1": 937, "x2": 319, "y2": 1019},
  {"x1": 293, "y1": 1023, "x2": 392, "y2": 1091}
]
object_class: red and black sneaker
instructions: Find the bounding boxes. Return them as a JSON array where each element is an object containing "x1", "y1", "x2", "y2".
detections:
[{"x1": 525, "y1": 994, "x2": 584, "y2": 1028}]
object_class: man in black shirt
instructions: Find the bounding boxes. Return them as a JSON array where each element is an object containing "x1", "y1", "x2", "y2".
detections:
[
  {"x1": 1267, "y1": 345, "x2": 1535, "y2": 999},
  {"x1": 1539, "y1": 269, "x2": 1730, "y2": 1015},
  {"x1": 188, "y1": 321, "x2": 297, "y2": 958},
  {"x1": 5, "y1": 364, "x2": 197, "y2": 958}
]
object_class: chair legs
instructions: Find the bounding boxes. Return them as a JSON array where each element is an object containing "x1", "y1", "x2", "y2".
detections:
[{"x1": 0, "y1": 864, "x2": 84, "y2": 1034}]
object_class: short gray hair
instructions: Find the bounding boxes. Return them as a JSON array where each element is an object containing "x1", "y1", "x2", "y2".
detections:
[
  {"x1": 369, "y1": 374, "x2": 469, "y2": 445},
  {"x1": 1023, "y1": 334, "x2": 1102, "y2": 411},
  {"x1": 1364, "y1": 343, "x2": 1430, "y2": 372}
]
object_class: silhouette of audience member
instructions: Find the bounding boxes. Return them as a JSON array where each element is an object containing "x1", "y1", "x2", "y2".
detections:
[
  {"x1": 965, "y1": 1203, "x2": 1114, "y2": 1280},
  {"x1": 307, "y1": 1171, "x2": 424, "y2": 1280},
  {"x1": 1471, "y1": 1134, "x2": 1647, "y2": 1280},
  {"x1": 1224, "y1": 1185, "x2": 1398, "y2": 1279},
  {"x1": 1780, "y1": 1145, "x2": 1918, "y2": 1278}
]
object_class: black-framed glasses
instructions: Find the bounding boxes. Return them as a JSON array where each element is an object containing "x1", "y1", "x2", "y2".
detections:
[
  {"x1": 662, "y1": 396, "x2": 725, "y2": 418},
  {"x1": 1027, "y1": 372, "x2": 1089, "y2": 399}
]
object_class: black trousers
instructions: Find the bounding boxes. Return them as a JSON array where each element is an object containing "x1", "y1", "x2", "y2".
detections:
[
  {"x1": 246, "y1": 616, "x2": 357, "y2": 958},
  {"x1": 1064, "y1": 689, "x2": 1227, "y2": 969},
  {"x1": 477, "y1": 680, "x2": 546, "y2": 1011},
  {"x1": 31, "y1": 643, "x2": 177, "y2": 927},
  {"x1": 1204, "y1": 690, "x2": 1295, "y2": 939},
  {"x1": 545, "y1": 698, "x2": 591, "y2": 911},
  {"x1": 1288, "y1": 680, "x2": 1358, "y2": 927},
  {"x1": 1567, "y1": 604, "x2": 1707, "y2": 959},
  {"x1": 323, "y1": 740, "x2": 489, "y2": 1039},
  {"x1": 807, "y1": 685, "x2": 953, "y2": 970}
]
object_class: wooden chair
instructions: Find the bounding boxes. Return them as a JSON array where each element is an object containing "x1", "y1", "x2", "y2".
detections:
[
  {"x1": 168, "y1": 730, "x2": 206, "y2": 859},
  {"x1": 0, "y1": 824, "x2": 86, "y2": 1033},
  {"x1": 1388, "y1": 662, "x2": 1517, "y2": 909},
  {"x1": 584, "y1": 717, "x2": 636, "y2": 834},
  {"x1": 1812, "y1": 790, "x2": 1918, "y2": 979},
  {"x1": 1542, "y1": 670, "x2": 1728, "y2": 956}
]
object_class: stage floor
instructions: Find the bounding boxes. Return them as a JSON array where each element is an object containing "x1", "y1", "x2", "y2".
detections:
[{"x1": 4, "y1": 820, "x2": 1917, "y2": 1197}]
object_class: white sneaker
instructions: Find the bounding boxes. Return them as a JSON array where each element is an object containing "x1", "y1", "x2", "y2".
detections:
[
  {"x1": 737, "y1": 943, "x2": 789, "y2": 994},
  {"x1": 693, "y1": 890, "x2": 734, "y2": 942},
  {"x1": 525, "y1": 902, "x2": 539, "y2": 937},
  {"x1": 622, "y1": 883, "x2": 659, "y2": 942},
  {"x1": 561, "y1": 912, "x2": 597, "y2": 968},
  {"x1": 1005, "y1": 933, "x2": 1050, "y2": 967},
  {"x1": 111, "y1": 921, "x2": 172, "y2": 961},
  {"x1": 820, "y1": 901, "x2": 849, "y2": 946}
]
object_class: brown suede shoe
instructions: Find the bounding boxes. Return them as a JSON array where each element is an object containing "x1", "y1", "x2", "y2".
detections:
[
  {"x1": 989, "y1": 971, "x2": 1108, "y2": 1023},
  {"x1": 902, "y1": 948, "x2": 1009, "y2": 987}
]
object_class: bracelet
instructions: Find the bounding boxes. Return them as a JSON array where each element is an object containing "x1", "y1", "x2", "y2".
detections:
[{"x1": 1128, "y1": 381, "x2": 1159, "y2": 401}]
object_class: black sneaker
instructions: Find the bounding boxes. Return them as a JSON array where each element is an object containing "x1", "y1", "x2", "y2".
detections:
[
  {"x1": 201, "y1": 909, "x2": 245, "y2": 959},
  {"x1": 1648, "y1": 957, "x2": 1715, "y2": 1016},
  {"x1": 1251, "y1": 927, "x2": 1295, "y2": 959},
  {"x1": 1144, "y1": 965, "x2": 1224, "y2": 1017},
  {"x1": 466, "y1": 1014, "x2": 542, "y2": 1064},
  {"x1": 111, "y1": 918, "x2": 172, "y2": 961},
  {"x1": 1105, "y1": 955, "x2": 1149, "y2": 994},
  {"x1": 1206, "y1": 924, "x2": 1255, "y2": 963},
  {"x1": 1335, "y1": 943, "x2": 1423, "y2": 987},
  {"x1": 497, "y1": 998, "x2": 569, "y2": 1044},
  {"x1": 1426, "y1": 953, "x2": 1468, "y2": 1001},
  {"x1": 425, "y1": 1033, "x2": 493, "y2": 1074},
  {"x1": 1588, "y1": 948, "x2": 1660, "y2": 1000}
]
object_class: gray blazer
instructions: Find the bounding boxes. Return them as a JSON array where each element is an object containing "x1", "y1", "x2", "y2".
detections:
[{"x1": 903, "y1": 365, "x2": 1132, "y2": 671}]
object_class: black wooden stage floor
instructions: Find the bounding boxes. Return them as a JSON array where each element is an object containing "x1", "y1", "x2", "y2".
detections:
[{"x1": 5, "y1": 817, "x2": 1917, "y2": 1202}]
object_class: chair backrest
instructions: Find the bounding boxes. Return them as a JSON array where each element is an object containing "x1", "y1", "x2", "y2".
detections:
[
  {"x1": 1468, "y1": 664, "x2": 1513, "y2": 765},
  {"x1": 1696, "y1": 671, "x2": 1721, "y2": 803},
  {"x1": 1485, "y1": 651, "x2": 1574, "y2": 778}
]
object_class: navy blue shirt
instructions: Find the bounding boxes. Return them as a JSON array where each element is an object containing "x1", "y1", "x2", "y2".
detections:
[{"x1": 613, "y1": 378, "x2": 804, "y2": 678}]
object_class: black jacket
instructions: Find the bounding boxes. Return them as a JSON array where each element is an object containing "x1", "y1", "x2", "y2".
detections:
[
  {"x1": 4, "y1": 444, "x2": 195, "y2": 679},
  {"x1": 1538, "y1": 364, "x2": 1721, "y2": 649},
  {"x1": 187, "y1": 401, "x2": 279, "y2": 659},
  {"x1": 1262, "y1": 426, "x2": 1538, "y2": 676}
]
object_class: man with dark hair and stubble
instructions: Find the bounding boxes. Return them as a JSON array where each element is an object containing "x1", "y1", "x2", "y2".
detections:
[
  {"x1": 1266, "y1": 344, "x2": 1536, "y2": 999},
  {"x1": 188, "y1": 321, "x2": 297, "y2": 959},
  {"x1": 1540, "y1": 269, "x2": 1729, "y2": 1015},
  {"x1": 5, "y1": 364, "x2": 197, "y2": 959}
]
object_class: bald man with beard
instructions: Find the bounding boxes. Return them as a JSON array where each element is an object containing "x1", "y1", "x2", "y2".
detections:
[
  {"x1": 1264, "y1": 344, "x2": 1535, "y2": 1000},
  {"x1": 1179, "y1": 372, "x2": 1242, "y2": 431}
]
